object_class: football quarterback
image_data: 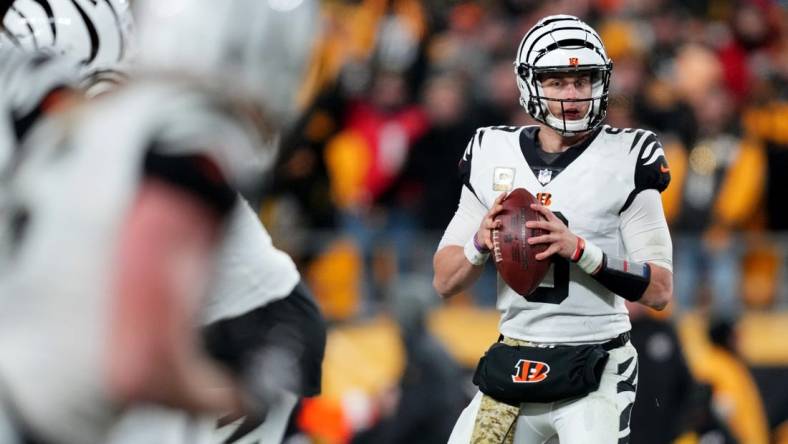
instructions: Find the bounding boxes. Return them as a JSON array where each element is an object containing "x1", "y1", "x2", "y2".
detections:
[{"x1": 434, "y1": 15, "x2": 673, "y2": 444}]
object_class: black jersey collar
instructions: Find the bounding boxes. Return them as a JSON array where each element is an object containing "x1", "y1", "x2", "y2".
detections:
[{"x1": 520, "y1": 125, "x2": 602, "y2": 182}]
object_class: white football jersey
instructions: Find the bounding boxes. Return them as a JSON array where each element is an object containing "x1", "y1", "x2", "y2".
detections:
[
  {"x1": 0, "y1": 80, "x2": 263, "y2": 444},
  {"x1": 458, "y1": 125, "x2": 670, "y2": 343},
  {"x1": 202, "y1": 197, "x2": 300, "y2": 325},
  {"x1": 0, "y1": 49, "x2": 82, "y2": 172}
]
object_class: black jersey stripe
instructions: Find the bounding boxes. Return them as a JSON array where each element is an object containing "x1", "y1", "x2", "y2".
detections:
[
  {"x1": 620, "y1": 190, "x2": 637, "y2": 215},
  {"x1": 458, "y1": 136, "x2": 479, "y2": 202},
  {"x1": 619, "y1": 402, "x2": 634, "y2": 431},
  {"x1": 617, "y1": 357, "x2": 634, "y2": 375},
  {"x1": 628, "y1": 130, "x2": 645, "y2": 153},
  {"x1": 635, "y1": 133, "x2": 657, "y2": 159},
  {"x1": 477, "y1": 128, "x2": 486, "y2": 149}
]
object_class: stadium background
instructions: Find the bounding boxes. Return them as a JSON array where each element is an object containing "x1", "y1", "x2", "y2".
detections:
[{"x1": 241, "y1": 0, "x2": 787, "y2": 442}]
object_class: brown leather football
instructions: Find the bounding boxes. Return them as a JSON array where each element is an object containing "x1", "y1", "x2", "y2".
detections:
[{"x1": 491, "y1": 188, "x2": 551, "y2": 296}]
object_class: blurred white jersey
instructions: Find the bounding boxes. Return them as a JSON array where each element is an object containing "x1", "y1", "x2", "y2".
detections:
[
  {"x1": 203, "y1": 198, "x2": 300, "y2": 325},
  {"x1": 454, "y1": 125, "x2": 670, "y2": 343},
  {"x1": 0, "y1": 49, "x2": 82, "y2": 171},
  {"x1": 0, "y1": 80, "x2": 261, "y2": 444}
]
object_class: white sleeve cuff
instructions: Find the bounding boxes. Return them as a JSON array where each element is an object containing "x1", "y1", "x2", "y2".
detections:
[{"x1": 464, "y1": 235, "x2": 490, "y2": 266}]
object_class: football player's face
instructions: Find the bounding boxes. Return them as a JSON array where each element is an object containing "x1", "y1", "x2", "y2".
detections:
[{"x1": 539, "y1": 73, "x2": 592, "y2": 121}]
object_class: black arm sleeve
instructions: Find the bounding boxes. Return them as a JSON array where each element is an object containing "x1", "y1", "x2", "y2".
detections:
[
  {"x1": 591, "y1": 254, "x2": 651, "y2": 301},
  {"x1": 143, "y1": 149, "x2": 237, "y2": 216}
]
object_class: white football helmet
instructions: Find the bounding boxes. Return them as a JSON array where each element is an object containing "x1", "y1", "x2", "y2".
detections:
[
  {"x1": 0, "y1": 49, "x2": 80, "y2": 134},
  {"x1": 0, "y1": 0, "x2": 135, "y2": 94},
  {"x1": 515, "y1": 15, "x2": 613, "y2": 136},
  {"x1": 134, "y1": 0, "x2": 319, "y2": 127}
]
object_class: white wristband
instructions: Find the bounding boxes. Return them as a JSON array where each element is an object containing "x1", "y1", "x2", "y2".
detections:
[
  {"x1": 577, "y1": 239, "x2": 604, "y2": 274},
  {"x1": 464, "y1": 235, "x2": 490, "y2": 266}
]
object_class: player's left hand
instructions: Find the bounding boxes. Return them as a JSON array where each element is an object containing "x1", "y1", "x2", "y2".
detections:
[{"x1": 525, "y1": 204, "x2": 579, "y2": 261}]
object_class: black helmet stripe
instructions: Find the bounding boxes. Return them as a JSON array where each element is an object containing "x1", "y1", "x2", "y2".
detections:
[
  {"x1": 531, "y1": 38, "x2": 608, "y2": 66},
  {"x1": 102, "y1": 0, "x2": 124, "y2": 61},
  {"x1": 9, "y1": 5, "x2": 38, "y2": 48},
  {"x1": 68, "y1": 0, "x2": 99, "y2": 64},
  {"x1": 524, "y1": 26, "x2": 605, "y2": 66},
  {"x1": 517, "y1": 16, "x2": 577, "y2": 62},
  {"x1": 0, "y1": 27, "x2": 21, "y2": 47},
  {"x1": 526, "y1": 26, "x2": 585, "y2": 65},
  {"x1": 31, "y1": 0, "x2": 56, "y2": 39}
]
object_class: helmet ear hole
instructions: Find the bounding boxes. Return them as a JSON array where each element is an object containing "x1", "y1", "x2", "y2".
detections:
[
  {"x1": 527, "y1": 98, "x2": 540, "y2": 117},
  {"x1": 517, "y1": 64, "x2": 528, "y2": 78}
]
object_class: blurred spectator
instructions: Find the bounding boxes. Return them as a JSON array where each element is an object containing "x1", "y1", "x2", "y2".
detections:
[
  {"x1": 742, "y1": 91, "x2": 788, "y2": 232},
  {"x1": 668, "y1": 82, "x2": 765, "y2": 317},
  {"x1": 324, "y1": 68, "x2": 428, "y2": 306},
  {"x1": 475, "y1": 57, "x2": 524, "y2": 126},
  {"x1": 401, "y1": 73, "x2": 476, "y2": 232},
  {"x1": 634, "y1": 75, "x2": 697, "y2": 149},
  {"x1": 693, "y1": 319, "x2": 770, "y2": 444},
  {"x1": 353, "y1": 275, "x2": 466, "y2": 443}
]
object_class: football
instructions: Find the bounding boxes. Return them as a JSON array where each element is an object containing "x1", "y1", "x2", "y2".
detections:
[{"x1": 491, "y1": 188, "x2": 551, "y2": 296}]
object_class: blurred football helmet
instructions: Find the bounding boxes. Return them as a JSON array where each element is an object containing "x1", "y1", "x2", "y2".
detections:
[
  {"x1": 0, "y1": 0, "x2": 135, "y2": 94},
  {"x1": 515, "y1": 15, "x2": 613, "y2": 136},
  {"x1": 0, "y1": 49, "x2": 80, "y2": 137},
  {"x1": 135, "y1": 0, "x2": 319, "y2": 127}
]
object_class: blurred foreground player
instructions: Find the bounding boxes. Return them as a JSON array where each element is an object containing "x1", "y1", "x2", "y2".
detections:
[
  {"x1": 108, "y1": 1, "x2": 326, "y2": 443},
  {"x1": 0, "y1": 3, "x2": 150, "y2": 443},
  {"x1": 0, "y1": 0, "x2": 135, "y2": 96},
  {"x1": 433, "y1": 15, "x2": 674, "y2": 444},
  {"x1": 0, "y1": 1, "x2": 323, "y2": 444},
  {"x1": 0, "y1": 0, "x2": 135, "y2": 168}
]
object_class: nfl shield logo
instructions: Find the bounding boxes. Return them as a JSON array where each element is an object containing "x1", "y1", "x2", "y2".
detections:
[{"x1": 537, "y1": 169, "x2": 553, "y2": 185}]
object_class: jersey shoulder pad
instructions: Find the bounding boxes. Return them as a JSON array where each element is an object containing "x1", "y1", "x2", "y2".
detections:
[
  {"x1": 620, "y1": 128, "x2": 670, "y2": 193},
  {"x1": 604, "y1": 126, "x2": 670, "y2": 193},
  {"x1": 457, "y1": 127, "x2": 486, "y2": 195},
  {"x1": 457, "y1": 126, "x2": 522, "y2": 196},
  {"x1": 144, "y1": 86, "x2": 264, "y2": 187},
  {"x1": 617, "y1": 128, "x2": 671, "y2": 213}
]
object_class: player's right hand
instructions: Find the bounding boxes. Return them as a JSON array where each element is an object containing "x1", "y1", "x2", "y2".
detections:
[{"x1": 476, "y1": 192, "x2": 507, "y2": 251}]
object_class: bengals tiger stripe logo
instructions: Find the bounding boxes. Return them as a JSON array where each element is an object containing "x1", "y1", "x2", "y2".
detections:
[
  {"x1": 536, "y1": 192, "x2": 552, "y2": 206},
  {"x1": 511, "y1": 359, "x2": 550, "y2": 383}
]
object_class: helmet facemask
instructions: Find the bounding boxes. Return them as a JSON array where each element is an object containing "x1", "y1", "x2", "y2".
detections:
[{"x1": 517, "y1": 64, "x2": 612, "y2": 136}]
